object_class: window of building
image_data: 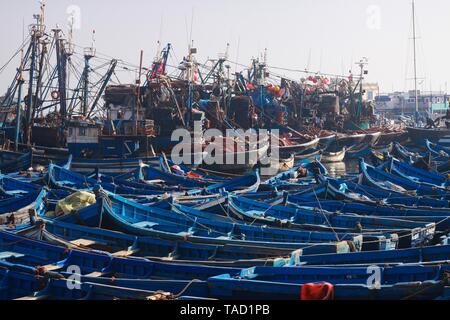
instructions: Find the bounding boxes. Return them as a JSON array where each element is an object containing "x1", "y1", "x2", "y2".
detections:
[{"x1": 79, "y1": 128, "x2": 87, "y2": 136}]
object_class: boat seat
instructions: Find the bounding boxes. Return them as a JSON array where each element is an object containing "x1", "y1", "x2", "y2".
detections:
[
  {"x1": 215, "y1": 236, "x2": 231, "y2": 240},
  {"x1": 84, "y1": 272, "x2": 104, "y2": 277},
  {"x1": 144, "y1": 180, "x2": 165, "y2": 185},
  {"x1": 132, "y1": 221, "x2": 158, "y2": 229},
  {"x1": 176, "y1": 232, "x2": 193, "y2": 238},
  {"x1": 70, "y1": 239, "x2": 98, "y2": 247},
  {"x1": 41, "y1": 264, "x2": 63, "y2": 272},
  {"x1": 246, "y1": 210, "x2": 264, "y2": 218},
  {"x1": 6, "y1": 190, "x2": 28, "y2": 195},
  {"x1": 0, "y1": 251, "x2": 25, "y2": 260},
  {"x1": 112, "y1": 249, "x2": 138, "y2": 257}
]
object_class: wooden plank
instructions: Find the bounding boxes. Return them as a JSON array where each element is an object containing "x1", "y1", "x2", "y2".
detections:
[
  {"x1": 84, "y1": 272, "x2": 104, "y2": 277},
  {"x1": 0, "y1": 252, "x2": 25, "y2": 260},
  {"x1": 70, "y1": 238, "x2": 97, "y2": 247},
  {"x1": 42, "y1": 264, "x2": 63, "y2": 271},
  {"x1": 112, "y1": 250, "x2": 135, "y2": 257}
]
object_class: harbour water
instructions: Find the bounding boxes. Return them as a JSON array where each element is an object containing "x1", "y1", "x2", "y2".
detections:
[{"x1": 324, "y1": 159, "x2": 360, "y2": 177}]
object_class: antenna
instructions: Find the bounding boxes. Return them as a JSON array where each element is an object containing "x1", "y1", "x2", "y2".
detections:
[
  {"x1": 84, "y1": 30, "x2": 96, "y2": 58},
  {"x1": 412, "y1": 0, "x2": 419, "y2": 118},
  {"x1": 189, "y1": 7, "x2": 195, "y2": 47},
  {"x1": 39, "y1": 0, "x2": 46, "y2": 28},
  {"x1": 66, "y1": 11, "x2": 75, "y2": 55},
  {"x1": 225, "y1": 43, "x2": 230, "y2": 60}
]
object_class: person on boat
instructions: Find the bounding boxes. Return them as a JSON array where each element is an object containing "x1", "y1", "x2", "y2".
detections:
[
  {"x1": 425, "y1": 116, "x2": 437, "y2": 129},
  {"x1": 435, "y1": 109, "x2": 450, "y2": 129},
  {"x1": 170, "y1": 165, "x2": 185, "y2": 176},
  {"x1": 296, "y1": 166, "x2": 308, "y2": 178}
]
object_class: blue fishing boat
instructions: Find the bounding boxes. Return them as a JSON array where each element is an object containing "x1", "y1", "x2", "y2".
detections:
[
  {"x1": 0, "y1": 265, "x2": 211, "y2": 300},
  {"x1": 346, "y1": 143, "x2": 393, "y2": 160},
  {"x1": 321, "y1": 176, "x2": 450, "y2": 208},
  {"x1": 288, "y1": 196, "x2": 448, "y2": 235},
  {"x1": 0, "y1": 151, "x2": 32, "y2": 174},
  {"x1": 385, "y1": 157, "x2": 450, "y2": 187},
  {"x1": 172, "y1": 202, "x2": 396, "y2": 251},
  {"x1": 228, "y1": 195, "x2": 435, "y2": 235},
  {"x1": 69, "y1": 156, "x2": 160, "y2": 176},
  {"x1": 0, "y1": 189, "x2": 48, "y2": 225},
  {"x1": 40, "y1": 218, "x2": 293, "y2": 263},
  {"x1": 359, "y1": 159, "x2": 449, "y2": 198},
  {"x1": 208, "y1": 273, "x2": 448, "y2": 300},
  {"x1": 140, "y1": 163, "x2": 225, "y2": 188},
  {"x1": 67, "y1": 190, "x2": 359, "y2": 255},
  {"x1": 232, "y1": 263, "x2": 450, "y2": 286},
  {"x1": 283, "y1": 241, "x2": 450, "y2": 267},
  {"x1": 426, "y1": 139, "x2": 450, "y2": 158},
  {"x1": 264, "y1": 160, "x2": 327, "y2": 186},
  {"x1": 0, "y1": 265, "x2": 208, "y2": 300},
  {"x1": 48, "y1": 163, "x2": 169, "y2": 196}
]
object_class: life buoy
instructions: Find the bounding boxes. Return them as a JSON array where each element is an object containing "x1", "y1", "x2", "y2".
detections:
[{"x1": 51, "y1": 91, "x2": 60, "y2": 100}]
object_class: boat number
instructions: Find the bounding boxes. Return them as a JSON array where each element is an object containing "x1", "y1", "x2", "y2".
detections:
[
  {"x1": 66, "y1": 265, "x2": 82, "y2": 290},
  {"x1": 367, "y1": 265, "x2": 382, "y2": 290}
]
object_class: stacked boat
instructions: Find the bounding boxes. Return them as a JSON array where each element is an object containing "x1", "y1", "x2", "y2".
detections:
[{"x1": 0, "y1": 150, "x2": 450, "y2": 301}]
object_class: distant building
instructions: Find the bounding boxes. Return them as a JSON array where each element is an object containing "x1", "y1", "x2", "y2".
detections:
[
  {"x1": 362, "y1": 83, "x2": 380, "y2": 101},
  {"x1": 375, "y1": 91, "x2": 449, "y2": 117}
]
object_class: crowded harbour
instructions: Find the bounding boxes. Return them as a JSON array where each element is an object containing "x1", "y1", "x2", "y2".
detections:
[{"x1": 1, "y1": 1, "x2": 450, "y2": 302}]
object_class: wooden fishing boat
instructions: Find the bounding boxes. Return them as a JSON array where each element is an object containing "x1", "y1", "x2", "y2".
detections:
[
  {"x1": 392, "y1": 142, "x2": 418, "y2": 162},
  {"x1": 277, "y1": 137, "x2": 320, "y2": 155},
  {"x1": 69, "y1": 156, "x2": 160, "y2": 175},
  {"x1": 40, "y1": 218, "x2": 293, "y2": 264},
  {"x1": 264, "y1": 160, "x2": 328, "y2": 186},
  {"x1": 289, "y1": 195, "x2": 448, "y2": 235},
  {"x1": 175, "y1": 135, "x2": 271, "y2": 173},
  {"x1": 68, "y1": 190, "x2": 359, "y2": 255},
  {"x1": 227, "y1": 195, "x2": 435, "y2": 236},
  {"x1": 48, "y1": 163, "x2": 169, "y2": 196},
  {"x1": 262, "y1": 152, "x2": 295, "y2": 173},
  {"x1": 322, "y1": 147, "x2": 346, "y2": 163},
  {"x1": 0, "y1": 266, "x2": 209, "y2": 300},
  {"x1": 426, "y1": 139, "x2": 450, "y2": 158},
  {"x1": 386, "y1": 157, "x2": 450, "y2": 188},
  {"x1": 284, "y1": 242, "x2": 450, "y2": 267},
  {"x1": 346, "y1": 143, "x2": 393, "y2": 160},
  {"x1": 0, "y1": 224, "x2": 256, "y2": 277},
  {"x1": 359, "y1": 159, "x2": 450, "y2": 198},
  {"x1": 334, "y1": 132, "x2": 368, "y2": 148},
  {"x1": 293, "y1": 149, "x2": 322, "y2": 162},
  {"x1": 220, "y1": 263, "x2": 450, "y2": 287},
  {"x1": 365, "y1": 131, "x2": 382, "y2": 146},
  {"x1": 377, "y1": 130, "x2": 408, "y2": 146},
  {"x1": 208, "y1": 272, "x2": 449, "y2": 300},
  {"x1": 0, "y1": 151, "x2": 32, "y2": 174},
  {"x1": 0, "y1": 189, "x2": 48, "y2": 226},
  {"x1": 317, "y1": 132, "x2": 337, "y2": 148},
  {"x1": 407, "y1": 126, "x2": 450, "y2": 146},
  {"x1": 0, "y1": 264, "x2": 212, "y2": 300},
  {"x1": 0, "y1": 174, "x2": 42, "y2": 196},
  {"x1": 320, "y1": 176, "x2": 450, "y2": 208}
]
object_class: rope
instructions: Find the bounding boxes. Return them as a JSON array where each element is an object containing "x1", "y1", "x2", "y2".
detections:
[{"x1": 174, "y1": 279, "x2": 203, "y2": 298}]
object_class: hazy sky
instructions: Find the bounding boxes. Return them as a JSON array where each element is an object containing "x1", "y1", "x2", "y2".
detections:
[{"x1": 1, "y1": 0, "x2": 450, "y2": 94}]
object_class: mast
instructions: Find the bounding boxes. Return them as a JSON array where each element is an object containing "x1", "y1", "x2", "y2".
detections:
[
  {"x1": 24, "y1": 2, "x2": 45, "y2": 145},
  {"x1": 135, "y1": 50, "x2": 144, "y2": 136},
  {"x1": 82, "y1": 31, "x2": 96, "y2": 117},
  {"x1": 412, "y1": 0, "x2": 419, "y2": 121},
  {"x1": 54, "y1": 28, "x2": 67, "y2": 122},
  {"x1": 15, "y1": 51, "x2": 25, "y2": 151}
]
